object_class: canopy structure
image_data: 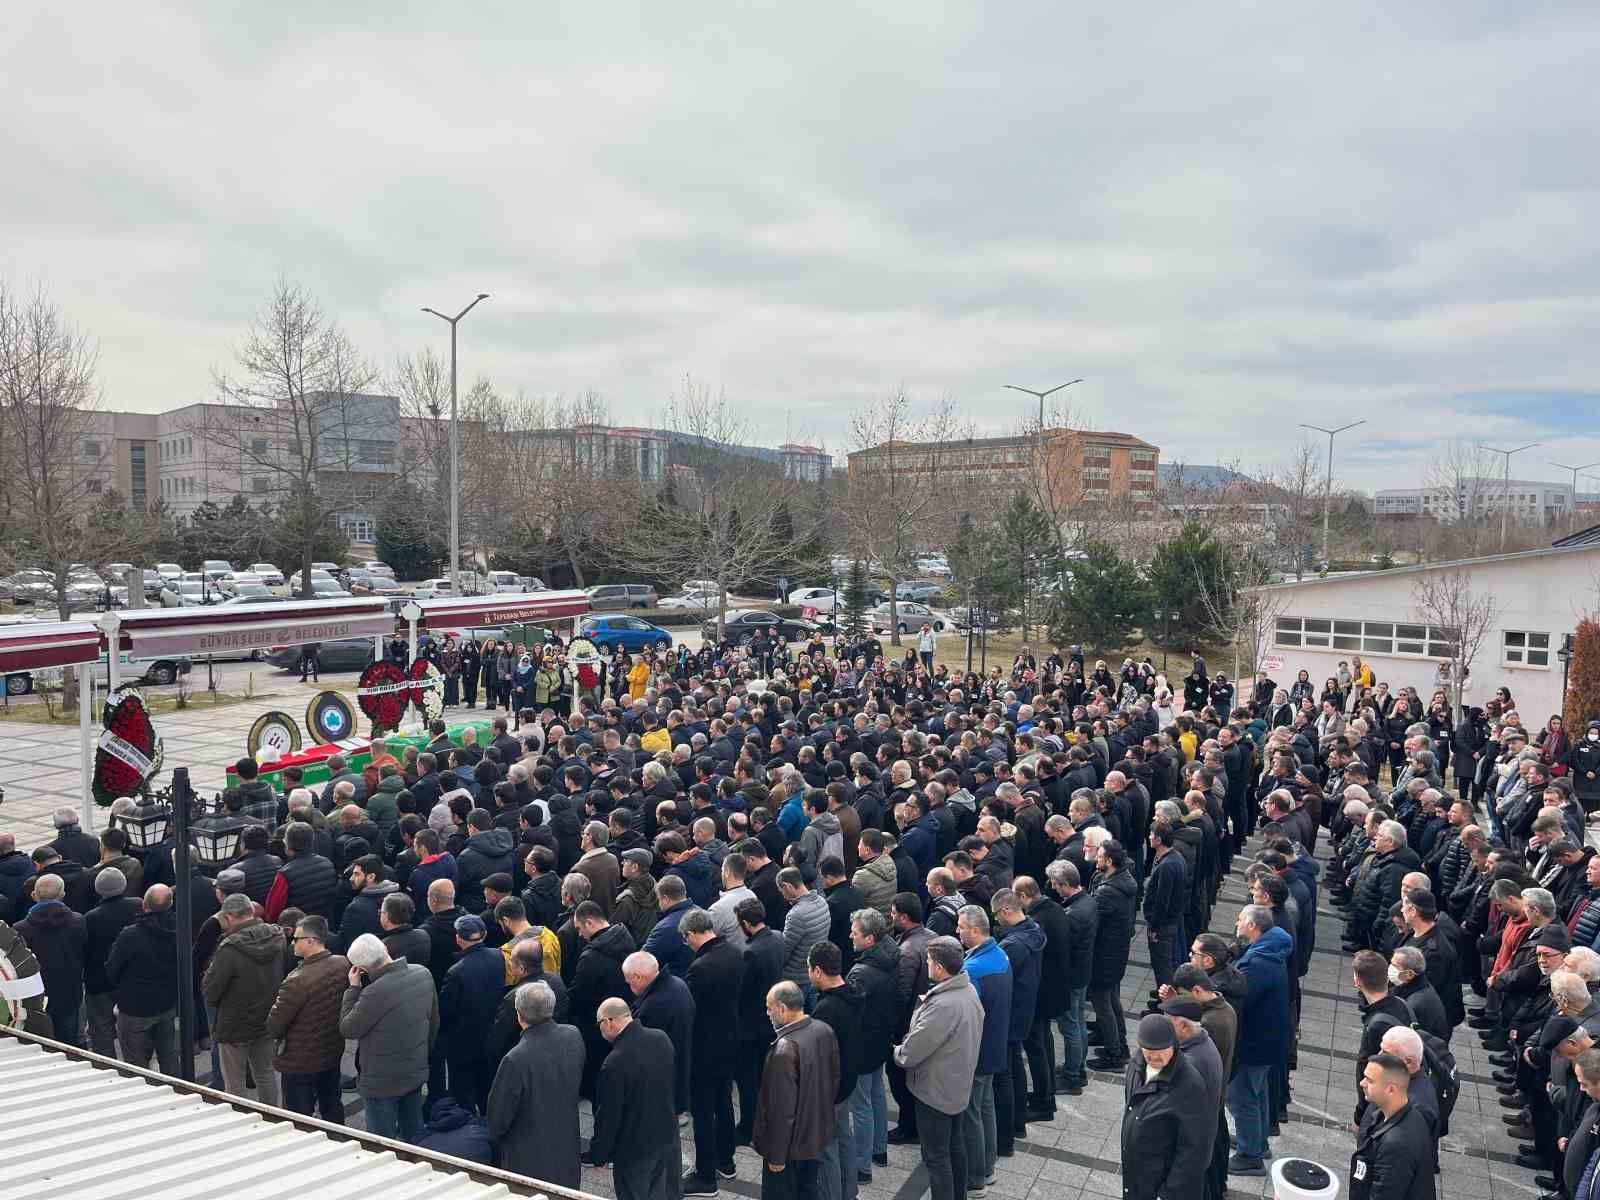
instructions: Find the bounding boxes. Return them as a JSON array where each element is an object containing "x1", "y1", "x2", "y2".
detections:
[
  {"x1": 404, "y1": 589, "x2": 592, "y2": 631},
  {"x1": 0, "y1": 620, "x2": 107, "y2": 832},
  {"x1": 104, "y1": 597, "x2": 395, "y2": 663}
]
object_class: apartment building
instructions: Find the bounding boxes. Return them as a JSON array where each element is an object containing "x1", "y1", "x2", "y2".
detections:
[
  {"x1": 1375, "y1": 478, "x2": 1572, "y2": 525},
  {"x1": 847, "y1": 427, "x2": 1159, "y2": 510}
]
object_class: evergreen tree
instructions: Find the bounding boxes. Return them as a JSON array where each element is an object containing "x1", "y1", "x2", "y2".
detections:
[
  {"x1": 840, "y1": 559, "x2": 870, "y2": 640},
  {"x1": 1146, "y1": 521, "x2": 1232, "y2": 650},
  {"x1": 1048, "y1": 539, "x2": 1150, "y2": 654},
  {"x1": 1000, "y1": 492, "x2": 1058, "y2": 637},
  {"x1": 375, "y1": 480, "x2": 443, "y2": 581}
]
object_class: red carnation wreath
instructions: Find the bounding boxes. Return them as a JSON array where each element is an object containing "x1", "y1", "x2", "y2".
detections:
[
  {"x1": 356, "y1": 660, "x2": 409, "y2": 734},
  {"x1": 93, "y1": 690, "x2": 159, "y2": 807}
]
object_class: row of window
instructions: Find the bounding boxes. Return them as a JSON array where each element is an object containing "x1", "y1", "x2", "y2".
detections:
[{"x1": 1275, "y1": 615, "x2": 1555, "y2": 672}]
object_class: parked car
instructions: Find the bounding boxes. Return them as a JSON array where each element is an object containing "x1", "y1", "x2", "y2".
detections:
[
  {"x1": 412, "y1": 577, "x2": 454, "y2": 599},
  {"x1": 659, "y1": 588, "x2": 721, "y2": 611},
  {"x1": 249, "y1": 562, "x2": 286, "y2": 587},
  {"x1": 893, "y1": 579, "x2": 944, "y2": 602},
  {"x1": 577, "y1": 614, "x2": 674, "y2": 654},
  {"x1": 345, "y1": 569, "x2": 402, "y2": 595},
  {"x1": 201, "y1": 559, "x2": 235, "y2": 582},
  {"x1": 288, "y1": 569, "x2": 340, "y2": 592},
  {"x1": 516, "y1": 575, "x2": 546, "y2": 591},
  {"x1": 701, "y1": 609, "x2": 820, "y2": 645},
  {"x1": 868, "y1": 601, "x2": 961, "y2": 635},
  {"x1": 681, "y1": 579, "x2": 720, "y2": 593},
  {"x1": 140, "y1": 569, "x2": 165, "y2": 598},
  {"x1": 586, "y1": 583, "x2": 659, "y2": 611},
  {"x1": 0, "y1": 570, "x2": 56, "y2": 605},
  {"x1": 787, "y1": 586, "x2": 836, "y2": 612},
  {"x1": 486, "y1": 570, "x2": 526, "y2": 594},
  {"x1": 311, "y1": 561, "x2": 342, "y2": 573},
  {"x1": 155, "y1": 562, "x2": 184, "y2": 582},
  {"x1": 366, "y1": 561, "x2": 395, "y2": 579},
  {"x1": 218, "y1": 572, "x2": 262, "y2": 595},
  {"x1": 265, "y1": 636, "x2": 377, "y2": 673},
  {"x1": 915, "y1": 556, "x2": 951, "y2": 576},
  {"x1": 103, "y1": 562, "x2": 135, "y2": 584}
]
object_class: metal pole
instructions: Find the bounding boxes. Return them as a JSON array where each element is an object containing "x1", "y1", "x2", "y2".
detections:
[
  {"x1": 1483, "y1": 443, "x2": 1538, "y2": 552},
  {"x1": 422, "y1": 294, "x2": 489, "y2": 597},
  {"x1": 1548, "y1": 462, "x2": 1599, "y2": 534},
  {"x1": 78, "y1": 668, "x2": 94, "y2": 832},
  {"x1": 1300, "y1": 421, "x2": 1365, "y2": 569},
  {"x1": 172, "y1": 766, "x2": 195, "y2": 1083}
]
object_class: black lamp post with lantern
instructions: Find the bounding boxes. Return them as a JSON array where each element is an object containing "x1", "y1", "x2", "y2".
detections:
[
  {"x1": 111, "y1": 794, "x2": 172, "y2": 852},
  {"x1": 1559, "y1": 633, "x2": 1576, "y2": 715}
]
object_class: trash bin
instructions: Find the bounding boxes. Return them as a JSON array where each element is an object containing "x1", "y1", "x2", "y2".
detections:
[{"x1": 1271, "y1": 1157, "x2": 1339, "y2": 1200}]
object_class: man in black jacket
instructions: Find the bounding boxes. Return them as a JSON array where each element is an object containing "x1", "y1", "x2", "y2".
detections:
[
  {"x1": 83, "y1": 868, "x2": 141, "y2": 1056},
  {"x1": 682, "y1": 909, "x2": 745, "y2": 1195},
  {"x1": 104, "y1": 884, "x2": 181, "y2": 1075},
  {"x1": 736, "y1": 897, "x2": 787, "y2": 1146},
  {"x1": 588, "y1": 998, "x2": 682, "y2": 1200},
  {"x1": 1120, "y1": 1014, "x2": 1213, "y2": 1200},
  {"x1": 1351, "y1": 951, "x2": 1415, "y2": 1125},
  {"x1": 1044, "y1": 862, "x2": 1099, "y2": 1097},
  {"x1": 847, "y1": 908, "x2": 899, "y2": 1183},
  {"x1": 808, "y1": 941, "x2": 864, "y2": 1200},
  {"x1": 1349, "y1": 1053, "x2": 1436, "y2": 1200}
]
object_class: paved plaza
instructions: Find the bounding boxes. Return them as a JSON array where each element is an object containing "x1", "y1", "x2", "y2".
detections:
[{"x1": 0, "y1": 695, "x2": 1550, "y2": 1200}]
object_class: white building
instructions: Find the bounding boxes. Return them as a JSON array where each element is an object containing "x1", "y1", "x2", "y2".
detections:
[
  {"x1": 1251, "y1": 528, "x2": 1600, "y2": 720},
  {"x1": 1375, "y1": 478, "x2": 1572, "y2": 524}
]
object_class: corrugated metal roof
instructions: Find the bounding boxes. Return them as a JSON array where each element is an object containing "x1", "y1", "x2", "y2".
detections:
[
  {"x1": 0, "y1": 1036, "x2": 553, "y2": 1200},
  {"x1": 1248, "y1": 537, "x2": 1600, "y2": 592}
]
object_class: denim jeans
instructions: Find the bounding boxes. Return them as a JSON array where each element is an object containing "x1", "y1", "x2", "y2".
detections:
[
  {"x1": 364, "y1": 1087, "x2": 425, "y2": 1143},
  {"x1": 818, "y1": 1098, "x2": 857, "y2": 1200},
  {"x1": 1058, "y1": 985, "x2": 1088, "y2": 1086},
  {"x1": 282, "y1": 1067, "x2": 345, "y2": 1123},
  {"x1": 118, "y1": 1009, "x2": 179, "y2": 1076},
  {"x1": 916, "y1": 1101, "x2": 967, "y2": 1200},
  {"x1": 851, "y1": 1067, "x2": 887, "y2": 1172},
  {"x1": 1226, "y1": 1063, "x2": 1271, "y2": 1160},
  {"x1": 962, "y1": 1074, "x2": 996, "y2": 1187}
]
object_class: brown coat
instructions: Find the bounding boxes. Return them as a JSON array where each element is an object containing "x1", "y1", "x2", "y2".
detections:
[
  {"x1": 267, "y1": 949, "x2": 351, "y2": 1073},
  {"x1": 573, "y1": 847, "x2": 621, "y2": 916},
  {"x1": 752, "y1": 1014, "x2": 839, "y2": 1165},
  {"x1": 834, "y1": 804, "x2": 862, "y2": 876}
]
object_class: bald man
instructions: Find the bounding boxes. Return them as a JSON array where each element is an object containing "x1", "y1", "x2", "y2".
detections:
[
  {"x1": 103, "y1": 884, "x2": 181, "y2": 1074},
  {"x1": 588, "y1": 997, "x2": 682, "y2": 1200}
]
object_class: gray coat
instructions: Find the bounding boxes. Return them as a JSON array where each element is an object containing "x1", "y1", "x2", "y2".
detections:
[
  {"x1": 339, "y1": 958, "x2": 439, "y2": 1099},
  {"x1": 894, "y1": 971, "x2": 984, "y2": 1115},
  {"x1": 487, "y1": 1019, "x2": 586, "y2": 1187},
  {"x1": 780, "y1": 890, "x2": 831, "y2": 984}
]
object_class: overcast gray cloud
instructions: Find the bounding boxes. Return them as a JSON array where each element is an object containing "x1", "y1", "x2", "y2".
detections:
[{"x1": 3, "y1": 1, "x2": 1598, "y2": 489}]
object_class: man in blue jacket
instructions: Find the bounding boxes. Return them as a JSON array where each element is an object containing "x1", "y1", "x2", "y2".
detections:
[
  {"x1": 643, "y1": 874, "x2": 696, "y2": 977},
  {"x1": 1226, "y1": 904, "x2": 1293, "y2": 1177},
  {"x1": 899, "y1": 798, "x2": 940, "y2": 880},
  {"x1": 1144, "y1": 823, "x2": 1189, "y2": 996},
  {"x1": 993, "y1": 889, "x2": 1045, "y2": 1156},
  {"x1": 958, "y1": 904, "x2": 1012, "y2": 1197},
  {"x1": 438, "y1": 914, "x2": 507, "y2": 1117}
]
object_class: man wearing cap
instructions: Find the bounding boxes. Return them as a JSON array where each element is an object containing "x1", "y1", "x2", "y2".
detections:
[
  {"x1": 1120, "y1": 1013, "x2": 1211, "y2": 1200},
  {"x1": 438, "y1": 912, "x2": 506, "y2": 1115},
  {"x1": 1399, "y1": 887, "x2": 1463, "y2": 1030},
  {"x1": 81, "y1": 866, "x2": 140, "y2": 1056}
]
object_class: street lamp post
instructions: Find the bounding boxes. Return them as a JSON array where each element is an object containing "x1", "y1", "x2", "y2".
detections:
[
  {"x1": 1548, "y1": 461, "x2": 1599, "y2": 534},
  {"x1": 1482, "y1": 442, "x2": 1539, "y2": 552},
  {"x1": 1299, "y1": 421, "x2": 1365, "y2": 569},
  {"x1": 1004, "y1": 379, "x2": 1084, "y2": 485},
  {"x1": 421, "y1": 294, "x2": 490, "y2": 595}
]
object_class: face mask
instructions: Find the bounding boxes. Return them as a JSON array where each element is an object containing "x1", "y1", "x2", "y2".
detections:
[
  {"x1": 1387, "y1": 964, "x2": 1402, "y2": 985},
  {"x1": 1589, "y1": 732, "x2": 1598, "y2": 742}
]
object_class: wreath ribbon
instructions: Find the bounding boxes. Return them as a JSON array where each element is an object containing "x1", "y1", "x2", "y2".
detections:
[{"x1": 98, "y1": 729, "x2": 154, "y2": 776}]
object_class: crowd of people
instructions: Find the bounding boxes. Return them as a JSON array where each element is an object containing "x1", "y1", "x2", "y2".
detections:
[{"x1": 2, "y1": 631, "x2": 1596, "y2": 1200}]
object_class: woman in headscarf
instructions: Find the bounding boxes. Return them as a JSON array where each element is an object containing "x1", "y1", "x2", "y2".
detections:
[
  {"x1": 1537, "y1": 714, "x2": 1571, "y2": 778},
  {"x1": 627, "y1": 654, "x2": 651, "y2": 701},
  {"x1": 511, "y1": 652, "x2": 535, "y2": 717}
]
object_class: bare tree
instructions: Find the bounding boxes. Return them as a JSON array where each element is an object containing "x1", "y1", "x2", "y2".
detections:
[
  {"x1": 394, "y1": 346, "x2": 498, "y2": 569},
  {"x1": 1264, "y1": 439, "x2": 1325, "y2": 580},
  {"x1": 1193, "y1": 543, "x2": 1290, "y2": 685},
  {"x1": 842, "y1": 389, "x2": 965, "y2": 645},
  {"x1": 1421, "y1": 440, "x2": 1502, "y2": 560},
  {"x1": 1411, "y1": 567, "x2": 1500, "y2": 714},
  {"x1": 621, "y1": 375, "x2": 819, "y2": 637},
  {"x1": 198, "y1": 281, "x2": 391, "y2": 596}
]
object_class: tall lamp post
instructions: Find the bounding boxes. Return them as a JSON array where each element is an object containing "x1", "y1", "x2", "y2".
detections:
[
  {"x1": 1548, "y1": 461, "x2": 1599, "y2": 534},
  {"x1": 1299, "y1": 420, "x2": 1365, "y2": 569},
  {"x1": 421, "y1": 294, "x2": 490, "y2": 594},
  {"x1": 1004, "y1": 379, "x2": 1084, "y2": 480},
  {"x1": 1482, "y1": 442, "x2": 1539, "y2": 551}
]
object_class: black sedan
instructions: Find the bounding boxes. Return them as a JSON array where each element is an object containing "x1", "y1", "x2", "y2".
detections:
[
  {"x1": 265, "y1": 636, "x2": 377, "y2": 673},
  {"x1": 701, "y1": 609, "x2": 820, "y2": 646}
]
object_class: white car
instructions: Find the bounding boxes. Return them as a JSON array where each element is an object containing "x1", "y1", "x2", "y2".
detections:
[
  {"x1": 219, "y1": 572, "x2": 263, "y2": 595},
  {"x1": 915, "y1": 556, "x2": 950, "y2": 576},
  {"x1": 249, "y1": 562, "x2": 286, "y2": 587},
  {"x1": 660, "y1": 588, "x2": 721, "y2": 611},
  {"x1": 412, "y1": 577, "x2": 454, "y2": 599},
  {"x1": 288, "y1": 569, "x2": 340, "y2": 592},
  {"x1": 787, "y1": 586, "x2": 836, "y2": 613},
  {"x1": 681, "y1": 579, "x2": 720, "y2": 594},
  {"x1": 486, "y1": 570, "x2": 526, "y2": 594},
  {"x1": 201, "y1": 559, "x2": 234, "y2": 581},
  {"x1": 366, "y1": 561, "x2": 396, "y2": 579},
  {"x1": 155, "y1": 562, "x2": 184, "y2": 582},
  {"x1": 869, "y1": 601, "x2": 961, "y2": 635}
]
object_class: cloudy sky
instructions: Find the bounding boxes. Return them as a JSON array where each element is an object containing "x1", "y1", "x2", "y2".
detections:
[{"x1": 5, "y1": 2, "x2": 1599, "y2": 491}]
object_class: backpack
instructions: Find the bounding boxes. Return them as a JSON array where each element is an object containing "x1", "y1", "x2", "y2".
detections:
[{"x1": 1373, "y1": 1012, "x2": 1458, "y2": 1134}]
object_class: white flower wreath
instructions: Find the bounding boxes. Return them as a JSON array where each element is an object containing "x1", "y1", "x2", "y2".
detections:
[{"x1": 415, "y1": 661, "x2": 445, "y2": 724}]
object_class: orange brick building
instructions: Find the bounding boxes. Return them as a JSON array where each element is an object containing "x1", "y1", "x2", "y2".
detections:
[{"x1": 847, "y1": 428, "x2": 1158, "y2": 512}]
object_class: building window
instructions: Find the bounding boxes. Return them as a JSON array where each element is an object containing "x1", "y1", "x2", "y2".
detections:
[
  {"x1": 1275, "y1": 615, "x2": 1455, "y2": 659},
  {"x1": 83, "y1": 439, "x2": 101, "y2": 458},
  {"x1": 251, "y1": 476, "x2": 269, "y2": 494},
  {"x1": 356, "y1": 439, "x2": 395, "y2": 464},
  {"x1": 1502, "y1": 630, "x2": 1550, "y2": 669},
  {"x1": 86, "y1": 478, "x2": 102, "y2": 495},
  {"x1": 250, "y1": 437, "x2": 269, "y2": 455}
]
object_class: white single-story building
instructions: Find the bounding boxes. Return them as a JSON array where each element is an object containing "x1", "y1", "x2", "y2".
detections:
[{"x1": 1249, "y1": 526, "x2": 1600, "y2": 721}]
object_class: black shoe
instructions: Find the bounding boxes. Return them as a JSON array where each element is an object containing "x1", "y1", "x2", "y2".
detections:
[
  {"x1": 1507, "y1": 1124, "x2": 1536, "y2": 1140},
  {"x1": 887, "y1": 1128, "x2": 918, "y2": 1145},
  {"x1": 1228, "y1": 1155, "x2": 1267, "y2": 1177},
  {"x1": 1536, "y1": 1176, "x2": 1561, "y2": 1191},
  {"x1": 681, "y1": 1175, "x2": 718, "y2": 1197},
  {"x1": 1087, "y1": 1055, "x2": 1127, "y2": 1072},
  {"x1": 1515, "y1": 1151, "x2": 1547, "y2": 1171},
  {"x1": 1489, "y1": 1054, "x2": 1515, "y2": 1067},
  {"x1": 1269, "y1": 1123, "x2": 1281, "y2": 1138},
  {"x1": 857, "y1": 1171, "x2": 873, "y2": 1185},
  {"x1": 341, "y1": 1074, "x2": 359, "y2": 1092},
  {"x1": 1467, "y1": 1017, "x2": 1497, "y2": 1029},
  {"x1": 1501, "y1": 1095, "x2": 1529, "y2": 1110},
  {"x1": 1030, "y1": 1101, "x2": 1060, "y2": 1117},
  {"x1": 1485, "y1": 1038, "x2": 1511, "y2": 1052},
  {"x1": 1492, "y1": 1070, "x2": 1516, "y2": 1083},
  {"x1": 718, "y1": 1164, "x2": 737, "y2": 1180},
  {"x1": 1054, "y1": 1080, "x2": 1084, "y2": 1096},
  {"x1": 873, "y1": 1153, "x2": 889, "y2": 1168}
]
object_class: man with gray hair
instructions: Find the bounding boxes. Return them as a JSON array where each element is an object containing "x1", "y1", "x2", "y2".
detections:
[
  {"x1": 487, "y1": 979, "x2": 586, "y2": 1187},
  {"x1": 1347, "y1": 817, "x2": 1420, "y2": 951},
  {"x1": 14, "y1": 872, "x2": 87, "y2": 1047},
  {"x1": 49, "y1": 806, "x2": 101, "y2": 867},
  {"x1": 896, "y1": 936, "x2": 983, "y2": 1200},
  {"x1": 574, "y1": 819, "x2": 621, "y2": 915},
  {"x1": 203, "y1": 891, "x2": 287, "y2": 1105},
  {"x1": 340, "y1": 932, "x2": 439, "y2": 1143}
]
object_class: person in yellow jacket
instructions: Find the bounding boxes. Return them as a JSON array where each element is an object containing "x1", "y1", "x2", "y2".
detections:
[{"x1": 627, "y1": 656, "x2": 651, "y2": 700}]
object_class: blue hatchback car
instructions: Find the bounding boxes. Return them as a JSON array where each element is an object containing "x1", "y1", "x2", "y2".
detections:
[{"x1": 578, "y1": 614, "x2": 674, "y2": 654}]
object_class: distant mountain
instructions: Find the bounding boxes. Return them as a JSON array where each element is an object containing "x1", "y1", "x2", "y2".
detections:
[{"x1": 1161, "y1": 463, "x2": 1254, "y2": 489}]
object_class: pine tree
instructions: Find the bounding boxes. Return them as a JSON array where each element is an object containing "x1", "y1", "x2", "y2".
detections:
[
  {"x1": 1048, "y1": 539, "x2": 1151, "y2": 654},
  {"x1": 840, "y1": 559, "x2": 870, "y2": 640},
  {"x1": 1147, "y1": 521, "x2": 1232, "y2": 650}
]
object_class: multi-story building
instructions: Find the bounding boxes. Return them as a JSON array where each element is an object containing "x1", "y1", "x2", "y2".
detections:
[
  {"x1": 1375, "y1": 478, "x2": 1572, "y2": 525},
  {"x1": 778, "y1": 443, "x2": 831, "y2": 483},
  {"x1": 847, "y1": 427, "x2": 1159, "y2": 511},
  {"x1": 511, "y1": 423, "x2": 670, "y2": 481}
]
